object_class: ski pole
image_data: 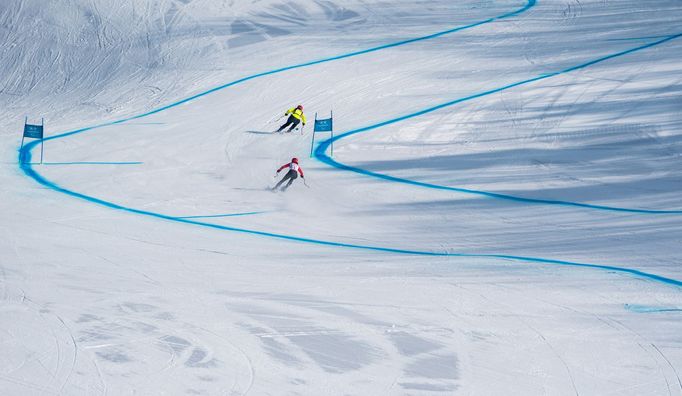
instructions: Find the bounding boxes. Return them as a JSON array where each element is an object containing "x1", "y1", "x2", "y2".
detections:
[
  {"x1": 270, "y1": 114, "x2": 285, "y2": 124},
  {"x1": 303, "y1": 178, "x2": 310, "y2": 188}
]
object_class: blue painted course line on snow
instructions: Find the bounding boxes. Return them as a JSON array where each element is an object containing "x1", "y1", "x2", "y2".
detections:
[
  {"x1": 175, "y1": 211, "x2": 267, "y2": 219},
  {"x1": 43, "y1": 161, "x2": 143, "y2": 165},
  {"x1": 624, "y1": 304, "x2": 682, "y2": 313},
  {"x1": 34, "y1": 1, "x2": 537, "y2": 144},
  {"x1": 119, "y1": 122, "x2": 166, "y2": 125},
  {"x1": 16, "y1": 1, "x2": 682, "y2": 288},
  {"x1": 314, "y1": 33, "x2": 682, "y2": 215},
  {"x1": 18, "y1": 137, "x2": 682, "y2": 289}
]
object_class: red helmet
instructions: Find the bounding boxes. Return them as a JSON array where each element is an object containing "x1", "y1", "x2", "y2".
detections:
[
  {"x1": 296, "y1": 104, "x2": 303, "y2": 110},
  {"x1": 291, "y1": 157, "x2": 299, "y2": 164}
]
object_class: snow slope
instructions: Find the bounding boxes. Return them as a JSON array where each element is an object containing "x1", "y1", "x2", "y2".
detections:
[{"x1": 2, "y1": 0, "x2": 682, "y2": 394}]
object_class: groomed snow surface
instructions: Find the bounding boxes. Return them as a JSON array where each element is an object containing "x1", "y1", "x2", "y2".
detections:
[{"x1": 2, "y1": 0, "x2": 682, "y2": 394}]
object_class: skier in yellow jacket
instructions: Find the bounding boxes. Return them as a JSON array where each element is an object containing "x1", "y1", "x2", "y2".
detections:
[{"x1": 276, "y1": 104, "x2": 306, "y2": 133}]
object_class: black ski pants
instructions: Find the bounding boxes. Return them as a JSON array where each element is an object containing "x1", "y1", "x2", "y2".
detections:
[{"x1": 277, "y1": 115, "x2": 301, "y2": 132}]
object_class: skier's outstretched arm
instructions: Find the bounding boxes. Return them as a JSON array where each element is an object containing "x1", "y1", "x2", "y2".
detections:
[{"x1": 276, "y1": 163, "x2": 289, "y2": 173}]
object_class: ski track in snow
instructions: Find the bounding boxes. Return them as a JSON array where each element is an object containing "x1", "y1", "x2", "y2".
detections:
[{"x1": 16, "y1": 0, "x2": 682, "y2": 291}]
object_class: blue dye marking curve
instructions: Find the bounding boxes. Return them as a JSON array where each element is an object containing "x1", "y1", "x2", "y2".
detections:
[
  {"x1": 32, "y1": 1, "x2": 537, "y2": 144},
  {"x1": 43, "y1": 161, "x2": 143, "y2": 166},
  {"x1": 314, "y1": 33, "x2": 682, "y2": 214},
  {"x1": 624, "y1": 304, "x2": 682, "y2": 313},
  {"x1": 17, "y1": 0, "x2": 682, "y2": 288},
  {"x1": 15, "y1": 147, "x2": 682, "y2": 288},
  {"x1": 176, "y1": 211, "x2": 267, "y2": 219}
]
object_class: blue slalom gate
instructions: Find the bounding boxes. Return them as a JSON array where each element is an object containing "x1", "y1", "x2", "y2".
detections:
[
  {"x1": 20, "y1": 117, "x2": 45, "y2": 164},
  {"x1": 310, "y1": 111, "x2": 334, "y2": 157}
]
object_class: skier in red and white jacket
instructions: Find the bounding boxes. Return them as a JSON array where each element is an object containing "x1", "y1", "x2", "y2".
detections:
[{"x1": 273, "y1": 157, "x2": 304, "y2": 191}]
